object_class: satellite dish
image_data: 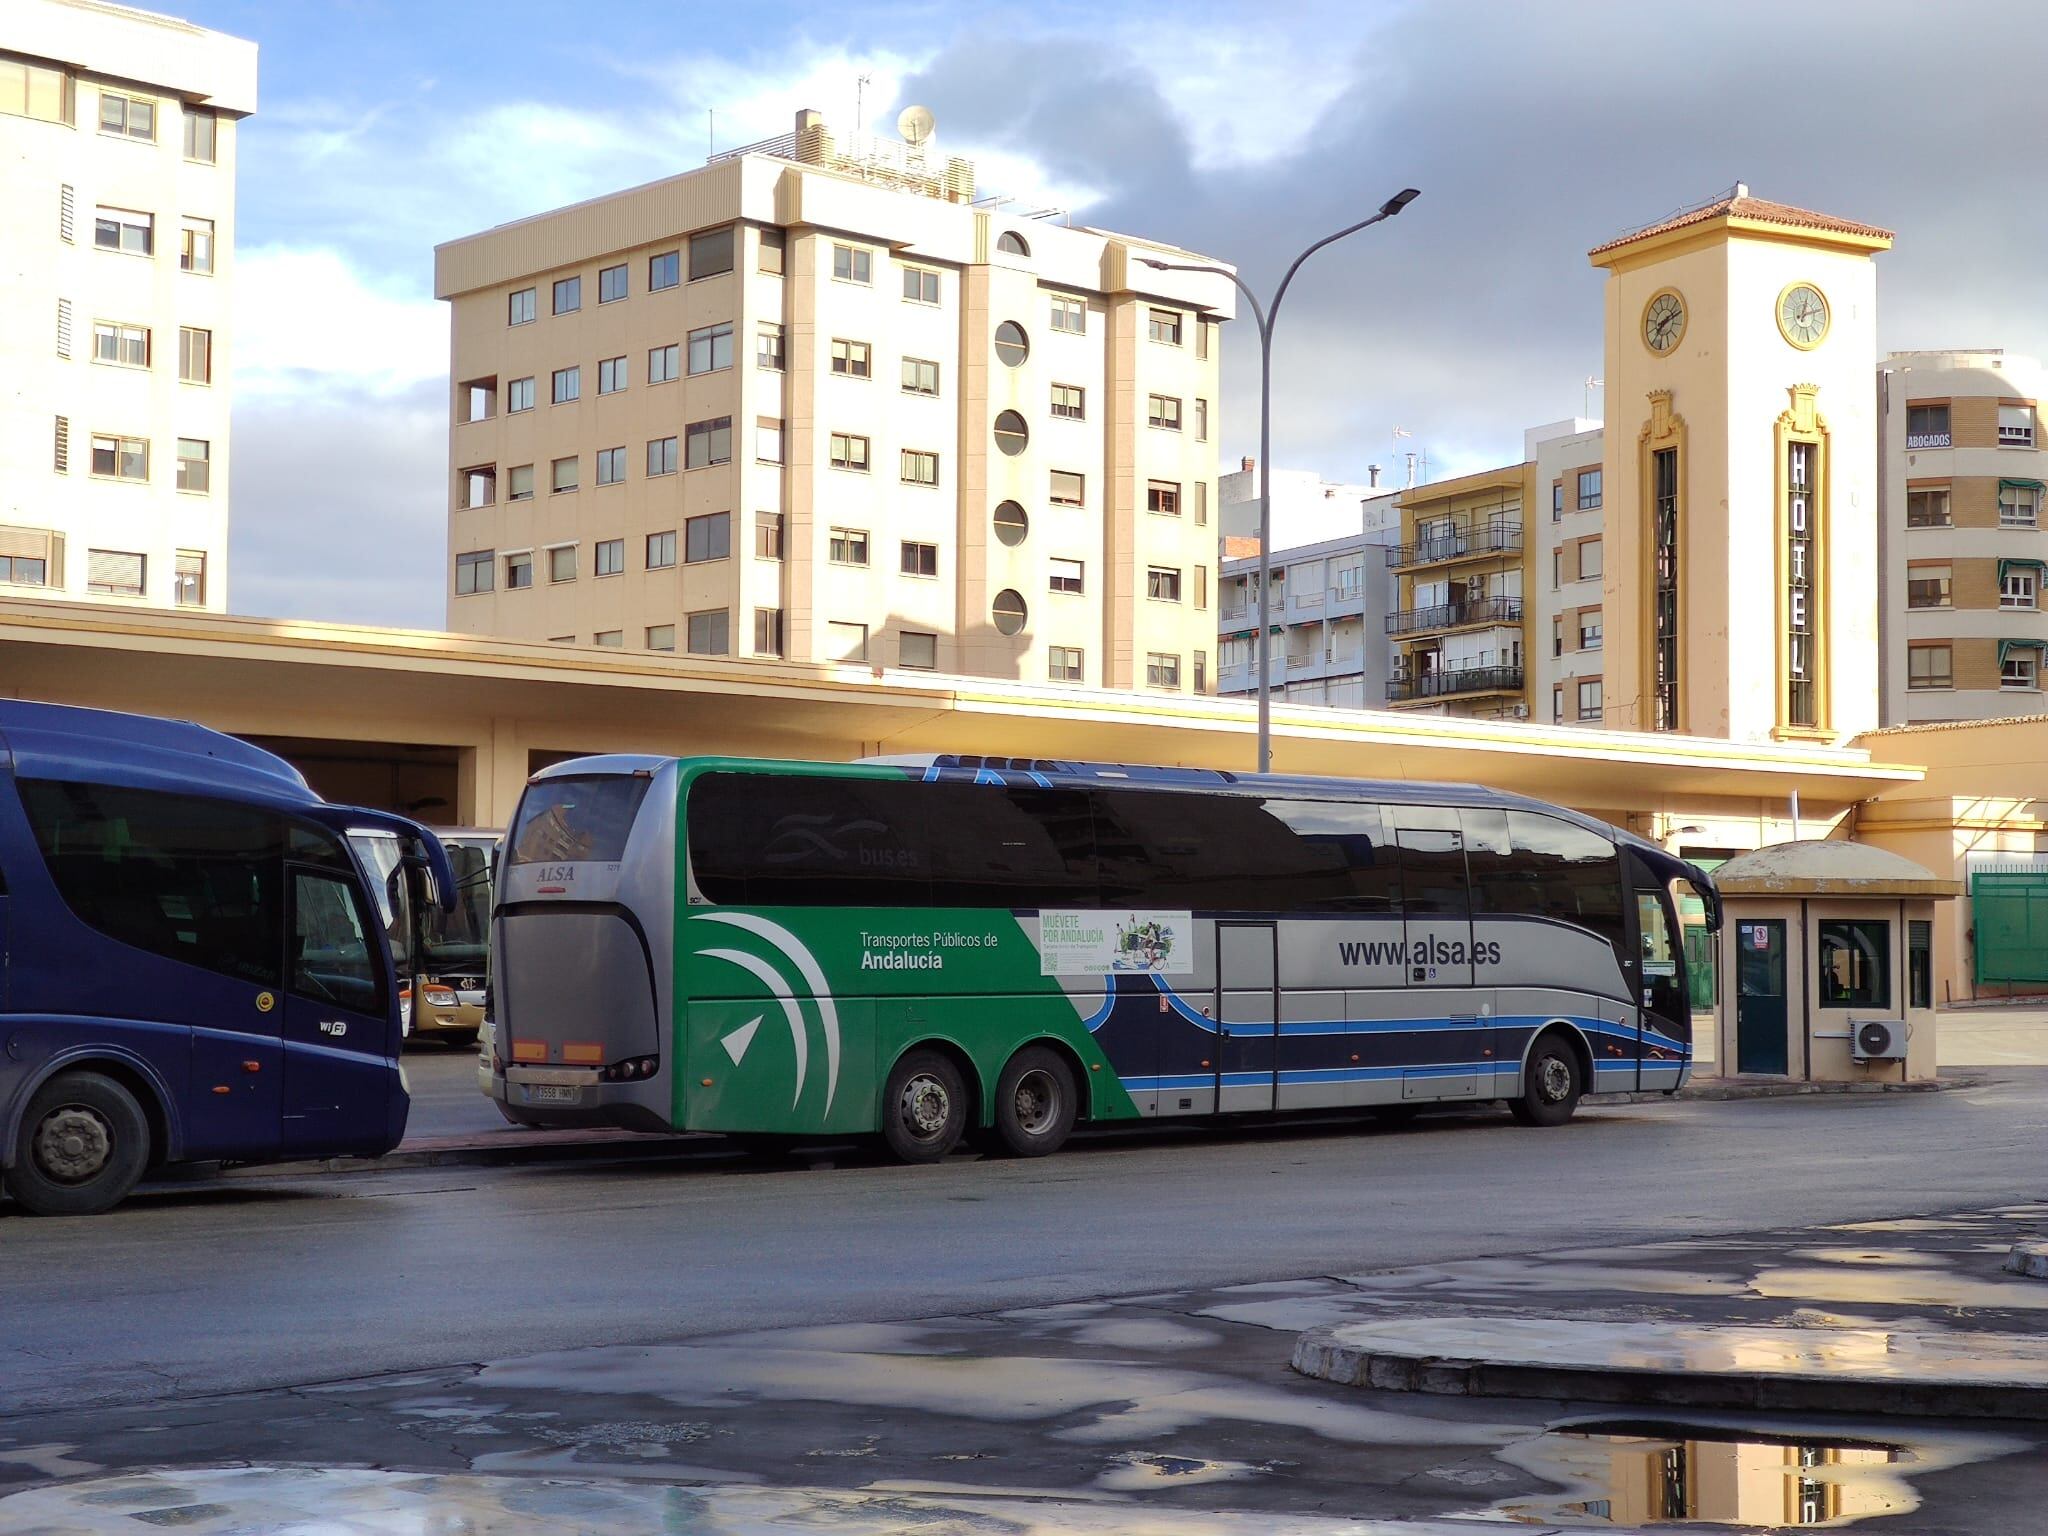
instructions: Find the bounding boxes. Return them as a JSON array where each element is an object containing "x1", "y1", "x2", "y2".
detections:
[{"x1": 897, "y1": 104, "x2": 935, "y2": 147}]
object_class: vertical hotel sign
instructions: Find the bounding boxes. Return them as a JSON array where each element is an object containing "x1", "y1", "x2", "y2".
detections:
[{"x1": 1777, "y1": 383, "x2": 1826, "y2": 733}]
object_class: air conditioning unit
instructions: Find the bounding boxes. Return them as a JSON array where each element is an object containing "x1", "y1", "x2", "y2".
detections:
[
  {"x1": 1851, "y1": 1019, "x2": 1907, "y2": 1060},
  {"x1": 1508, "y1": 702, "x2": 1530, "y2": 719}
]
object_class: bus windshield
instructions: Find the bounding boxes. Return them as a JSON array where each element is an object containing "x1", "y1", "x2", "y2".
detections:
[
  {"x1": 424, "y1": 840, "x2": 493, "y2": 972},
  {"x1": 507, "y1": 775, "x2": 650, "y2": 866}
]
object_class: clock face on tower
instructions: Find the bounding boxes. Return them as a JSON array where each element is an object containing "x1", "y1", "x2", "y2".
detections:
[
  {"x1": 1643, "y1": 289, "x2": 1686, "y2": 355},
  {"x1": 1777, "y1": 283, "x2": 1830, "y2": 349}
]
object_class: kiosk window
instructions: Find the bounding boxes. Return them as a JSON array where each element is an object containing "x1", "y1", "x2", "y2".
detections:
[{"x1": 1818, "y1": 919, "x2": 1890, "y2": 1009}]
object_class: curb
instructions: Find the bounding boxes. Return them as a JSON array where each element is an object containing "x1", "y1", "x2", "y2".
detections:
[
  {"x1": 1589, "y1": 1076, "x2": 1948, "y2": 1106},
  {"x1": 2009, "y1": 1241, "x2": 2048, "y2": 1280}
]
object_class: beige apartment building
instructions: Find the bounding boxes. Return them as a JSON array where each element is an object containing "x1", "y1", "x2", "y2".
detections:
[
  {"x1": 0, "y1": 0, "x2": 253, "y2": 612},
  {"x1": 1879, "y1": 349, "x2": 2048, "y2": 723},
  {"x1": 434, "y1": 111, "x2": 1229, "y2": 693}
]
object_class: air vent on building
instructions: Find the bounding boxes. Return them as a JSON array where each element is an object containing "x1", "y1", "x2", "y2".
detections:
[
  {"x1": 59, "y1": 183, "x2": 75, "y2": 244},
  {"x1": 56, "y1": 297, "x2": 72, "y2": 358},
  {"x1": 54, "y1": 415, "x2": 69, "y2": 473}
]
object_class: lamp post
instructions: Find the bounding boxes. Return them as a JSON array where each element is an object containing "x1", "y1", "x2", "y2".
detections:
[{"x1": 1143, "y1": 188, "x2": 1420, "y2": 774}]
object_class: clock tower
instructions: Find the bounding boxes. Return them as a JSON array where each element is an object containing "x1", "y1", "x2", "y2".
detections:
[{"x1": 1589, "y1": 185, "x2": 1892, "y2": 743}]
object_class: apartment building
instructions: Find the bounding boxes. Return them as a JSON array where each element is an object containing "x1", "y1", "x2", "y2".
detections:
[
  {"x1": 1218, "y1": 461, "x2": 1397, "y2": 550},
  {"x1": 1879, "y1": 350, "x2": 2048, "y2": 724},
  {"x1": 1529, "y1": 418, "x2": 1608, "y2": 725},
  {"x1": 434, "y1": 110, "x2": 1230, "y2": 692},
  {"x1": 0, "y1": 0, "x2": 252, "y2": 612},
  {"x1": 1216, "y1": 496, "x2": 1398, "y2": 708}
]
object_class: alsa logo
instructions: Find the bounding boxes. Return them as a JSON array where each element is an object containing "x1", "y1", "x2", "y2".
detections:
[
  {"x1": 1338, "y1": 936, "x2": 1504, "y2": 967},
  {"x1": 534, "y1": 865, "x2": 576, "y2": 884}
]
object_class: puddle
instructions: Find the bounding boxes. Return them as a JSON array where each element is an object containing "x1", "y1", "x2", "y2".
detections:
[{"x1": 1095, "y1": 1451, "x2": 1270, "y2": 1491}]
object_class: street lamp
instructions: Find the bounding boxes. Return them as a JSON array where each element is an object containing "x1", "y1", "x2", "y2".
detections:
[{"x1": 1143, "y1": 187, "x2": 1421, "y2": 774}]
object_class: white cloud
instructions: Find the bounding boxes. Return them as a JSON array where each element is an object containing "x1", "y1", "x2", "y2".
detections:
[{"x1": 234, "y1": 245, "x2": 445, "y2": 399}]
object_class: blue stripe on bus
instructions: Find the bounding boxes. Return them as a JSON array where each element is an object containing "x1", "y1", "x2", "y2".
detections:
[{"x1": 1120, "y1": 1058, "x2": 1654, "y2": 1095}]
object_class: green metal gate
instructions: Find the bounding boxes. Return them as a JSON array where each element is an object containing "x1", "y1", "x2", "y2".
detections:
[{"x1": 1971, "y1": 871, "x2": 2048, "y2": 986}]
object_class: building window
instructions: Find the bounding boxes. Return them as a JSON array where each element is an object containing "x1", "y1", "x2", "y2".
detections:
[
  {"x1": 686, "y1": 417, "x2": 733, "y2": 468},
  {"x1": 1552, "y1": 686, "x2": 1564, "y2": 724},
  {"x1": 829, "y1": 433, "x2": 869, "y2": 471},
  {"x1": 755, "y1": 607, "x2": 785, "y2": 656},
  {"x1": 757, "y1": 324, "x2": 784, "y2": 370},
  {"x1": 901, "y1": 266, "x2": 940, "y2": 304},
  {"x1": 1195, "y1": 565, "x2": 1209, "y2": 610},
  {"x1": 686, "y1": 512, "x2": 731, "y2": 564},
  {"x1": 1552, "y1": 616, "x2": 1565, "y2": 656},
  {"x1": 552, "y1": 366, "x2": 581, "y2": 404},
  {"x1": 900, "y1": 540, "x2": 938, "y2": 577},
  {"x1": 1650, "y1": 444, "x2": 1678, "y2": 731},
  {"x1": 505, "y1": 552, "x2": 534, "y2": 589},
  {"x1": 831, "y1": 338, "x2": 872, "y2": 378},
  {"x1": 93, "y1": 207, "x2": 152, "y2": 255},
  {"x1": 1906, "y1": 564, "x2": 1950, "y2": 608},
  {"x1": 90, "y1": 434, "x2": 148, "y2": 481},
  {"x1": 1195, "y1": 398, "x2": 1209, "y2": 441},
  {"x1": 649, "y1": 344, "x2": 679, "y2": 385},
  {"x1": 176, "y1": 438, "x2": 210, "y2": 494},
  {"x1": 2004, "y1": 650, "x2": 2040, "y2": 689},
  {"x1": 1, "y1": 57, "x2": 73, "y2": 126},
  {"x1": 1906, "y1": 402, "x2": 1951, "y2": 449},
  {"x1": 755, "y1": 512, "x2": 785, "y2": 560},
  {"x1": 1051, "y1": 470, "x2": 1085, "y2": 506},
  {"x1": 1578, "y1": 679, "x2": 1603, "y2": 721},
  {"x1": 1577, "y1": 468, "x2": 1603, "y2": 509},
  {"x1": 2000, "y1": 404, "x2": 2036, "y2": 448},
  {"x1": 1147, "y1": 653, "x2": 1181, "y2": 689},
  {"x1": 1999, "y1": 482, "x2": 2041, "y2": 527},
  {"x1": 1552, "y1": 482, "x2": 1563, "y2": 521},
  {"x1": 1194, "y1": 650, "x2": 1208, "y2": 693},
  {"x1": 994, "y1": 501, "x2": 1029, "y2": 545},
  {"x1": 993, "y1": 321, "x2": 1030, "y2": 368},
  {"x1": 1049, "y1": 557, "x2": 1084, "y2": 594},
  {"x1": 460, "y1": 465, "x2": 496, "y2": 508},
  {"x1": 1050, "y1": 294, "x2": 1085, "y2": 334},
  {"x1": 996, "y1": 230, "x2": 1030, "y2": 257},
  {"x1": 1910, "y1": 920, "x2": 1933, "y2": 1009},
  {"x1": 508, "y1": 464, "x2": 534, "y2": 501},
  {"x1": 598, "y1": 356, "x2": 628, "y2": 395},
  {"x1": 758, "y1": 228, "x2": 785, "y2": 275},
  {"x1": 902, "y1": 357, "x2": 940, "y2": 396},
  {"x1": 649, "y1": 250, "x2": 680, "y2": 291},
  {"x1": 828, "y1": 619, "x2": 869, "y2": 661},
  {"x1": 993, "y1": 411, "x2": 1029, "y2": 456},
  {"x1": 1907, "y1": 642, "x2": 1952, "y2": 690},
  {"x1": 596, "y1": 446, "x2": 627, "y2": 486},
  {"x1": 1147, "y1": 480, "x2": 1181, "y2": 516},
  {"x1": 508, "y1": 376, "x2": 535, "y2": 412},
  {"x1": 992, "y1": 589, "x2": 1028, "y2": 636},
  {"x1": 687, "y1": 608, "x2": 730, "y2": 655},
  {"x1": 1148, "y1": 308, "x2": 1182, "y2": 345},
  {"x1": 1051, "y1": 383, "x2": 1085, "y2": 420},
  {"x1": 689, "y1": 321, "x2": 734, "y2": 375},
  {"x1": 1148, "y1": 394, "x2": 1182, "y2": 431},
  {"x1": 1579, "y1": 613, "x2": 1604, "y2": 650},
  {"x1": 508, "y1": 287, "x2": 536, "y2": 325},
  {"x1": 690, "y1": 227, "x2": 735, "y2": 281},
  {"x1": 1197, "y1": 319, "x2": 1213, "y2": 359},
  {"x1": 901, "y1": 449, "x2": 938, "y2": 487},
  {"x1": 1818, "y1": 919, "x2": 1890, "y2": 1009},
  {"x1": 831, "y1": 243, "x2": 872, "y2": 284},
  {"x1": 829, "y1": 527, "x2": 869, "y2": 566},
  {"x1": 900, "y1": 630, "x2": 938, "y2": 669},
  {"x1": 1580, "y1": 537, "x2": 1604, "y2": 581},
  {"x1": 1194, "y1": 482, "x2": 1209, "y2": 526},
  {"x1": 1906, "y1": 487, "x2": 1950, "y2": 527},
  {"x1": 596, "y1": 264, "x2": 627, "y2": 304},
  {"x1": 552, "y1": 456, "x2": 578, "y2": 493},
  {"x1": 1048, "y1": 646, "x2": 1083, "y2": 681},
  {"x1": 93, "y1": 321, "x2": 149, "y2": 368},
  {"x1": 455, "y1": 549, "x2": 494, "y2": 595},
  {"x1": 87, "y1": 549, "x2": 145, "y2": 597},
  {"x1": 2003, "y1": 569, "x2": 2038, "y2": 609},
  {"x1": 647, "y1": 435, "x2": 678, "y2": 476},
  {"x1": 178, "y1": 326, "x2": 211, "y2": 384},
  {"x1": 1147, "y1": 565, "x2": 1182, "y2": 602},
  {"x1": 552, "y1": 276, "x2": 581, "y2": 314},
  {"x1": 180, "y1": 217, "x2": 215, "y2": 274},
  {"x1": 757, "y1": 419, "x2": 784, "y2": 464},
  {"x1": 646, "y1": 530, "x2": 677, "y2": 569},
  {"x1": 647, "y1": 625, "x2": 676, "y2": 651},
  {"x1": 461, "y1": 377, "x2": 497, "y2": 421},
  {"x1": 595, "y1": 538, "x2": 625, "y2": 576},
  {"x1": 99, "y1": 90, "x2": 154, "y2": 140},
  {"x1": 548, "y1": 545, "x2": 576, "y2": 583}
]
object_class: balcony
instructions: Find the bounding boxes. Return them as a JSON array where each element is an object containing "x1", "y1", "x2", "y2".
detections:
[
  {"x1": 1386, "y1": 664, "x2": 1524, "y2": 703},
  {"x1": 1386, "y1": 521, "x2": 1522, "y2": 570},
  {"x1": 1385, "y1": 594, "x2": 1524, "y2": 637}
]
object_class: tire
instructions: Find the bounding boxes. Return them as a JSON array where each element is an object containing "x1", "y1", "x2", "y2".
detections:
[
  {"x1": 8, "y1": 1070, "x2": 152, "y2": 1216},
  {"x1": 993, "y1": 1046, "x2": 1078, "y2": 1158},
  {"x1": 881, "y1": 1048, "x2": 968, "y2": 1164},
  {"x1": 1510, "y1": 1033, "x2": 1584, "y2": 1127},
  {"x1": 442, "y1": 1029, "x2": 481, "y2": 1050}
]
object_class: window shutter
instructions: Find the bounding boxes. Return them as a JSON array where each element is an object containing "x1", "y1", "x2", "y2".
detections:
[
  {"x1": 56, "y1": 297, "x2": 72, "y2": 358},
  {"x1": 59, "y1": 183, "x2": 75, "y2": 244},
  {"x1": 49, "y1": 533, "x2": 65, "y2": 586},
  {"x1": 0, "y1": 526, "x2": 50, "y2": 560},
  {"x1": 88, "y1": 549, "x2": 144, "y2": 593},
  {"x1": 53, "y1": 415, "x2": 69, "y2": 473}
]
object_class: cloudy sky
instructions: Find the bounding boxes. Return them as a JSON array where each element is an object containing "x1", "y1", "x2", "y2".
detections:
[{"x1": 174, "y1": 0, "x2": 2048, "y2": 627}]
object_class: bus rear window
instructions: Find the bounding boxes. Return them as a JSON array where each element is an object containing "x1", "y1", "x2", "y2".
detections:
[{"x1": 508, "y1": 776, "x2": 650, "y2": 867}]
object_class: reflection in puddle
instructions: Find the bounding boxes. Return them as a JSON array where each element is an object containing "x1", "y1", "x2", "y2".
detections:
[{"x1": 1501, "y1": 1420, "x2": 1914, "y2": 1527}]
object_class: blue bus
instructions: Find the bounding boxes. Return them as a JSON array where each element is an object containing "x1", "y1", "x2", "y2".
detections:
[{"x1": 0, "y1": 701, "x2": 454, "y2": 1215}]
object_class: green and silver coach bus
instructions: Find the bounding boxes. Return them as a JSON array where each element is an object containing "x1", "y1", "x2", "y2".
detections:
[{"x1": 484, "y1": 754, "x2": 1720, "y2": 1161}]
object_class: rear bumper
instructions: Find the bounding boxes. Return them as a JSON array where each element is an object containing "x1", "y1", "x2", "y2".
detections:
[{"x1": 488, "y1": 1066, "x2": 673, "y2": 1134}]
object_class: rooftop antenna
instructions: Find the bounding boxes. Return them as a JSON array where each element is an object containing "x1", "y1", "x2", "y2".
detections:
[
  {"x1": 856, "y1": 72, "x2": 872, "y2": 132},
  {"x1": 706, "y1": 108, "x2": 714, "y2": 160},
  {"x1": 1584, "y1": 374, "x2": 1604, "y2": 419},
  {"x1": 897, "y1": 103, "x2": 935, "y2": 149}
]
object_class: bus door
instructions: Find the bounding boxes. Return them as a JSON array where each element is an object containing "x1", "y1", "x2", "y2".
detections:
[
  {"x1": 1390, "y1": 806, "x2": 1486, "y2": 1100},
  {"x1": 1627, "y1": 854, "x2": 1691, "y2": 1091},
  {"x1": 1214, "y1": 921, "x2": 1279, "y2": 1113},
  {"x1": 280, "y1": 860, "x2": 395, "y2": 1151}
]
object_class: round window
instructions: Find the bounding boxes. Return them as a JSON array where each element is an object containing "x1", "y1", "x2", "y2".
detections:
[
  {"x1": 994, "y1": 322, "x2": 1029, "y2": 368},
  {"x1": 993, "y1": 410, "x2": 1029, "y2": 456},
  {"x1": 997, "y1": 231, "x2": 1030, "y2": 257},
  {"x1": 993, "y1": 500, "x2": 1029, "y2": 546},
  {"x1": 992, "y1": 588, "x2": 1028, "y2": 636}
]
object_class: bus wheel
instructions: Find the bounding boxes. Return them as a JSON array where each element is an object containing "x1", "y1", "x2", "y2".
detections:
[
  {"x1": 1510, "y1": 1034, "x2": 1583, "y2": 1128},
  {"x1": 994, "y1": 1047, "x2": 1077, "y2": 1158},
  {"x1": 882, "y1": 1049, "x2": 967, "y2": 1164},
  {"x1": 8, "y1": 1071, "x2": 152, "y2": 1216}
]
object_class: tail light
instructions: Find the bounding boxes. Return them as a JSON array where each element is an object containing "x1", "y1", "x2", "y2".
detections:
[{"x1": 600, "y1": 1055, "x2": 661, "y2": 1083}]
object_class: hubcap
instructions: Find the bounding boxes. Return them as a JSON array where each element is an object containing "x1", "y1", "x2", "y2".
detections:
[
  {"x1": 34, "y1": 1105, "x2": 113, "y2": 1184},
  {"x1": 900, "y1": 1074, "x2": 952, "y2": 1140},
  {"x1": 1012, "y1": 1069, "x2": 1061, "y2": 1136},
  {"x1": 1538, "y1": 1056, "x2": 1573, "y2": 1103}
]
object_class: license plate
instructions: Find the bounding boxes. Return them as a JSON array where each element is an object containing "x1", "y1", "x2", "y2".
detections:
[{"x1": 522, "y1": 1084, "x2": 579, "y2": 1105}]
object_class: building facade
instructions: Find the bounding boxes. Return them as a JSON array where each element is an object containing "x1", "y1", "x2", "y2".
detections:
[
  {"x1": 1878, "y1": 349, "x2": 2047, "y2": 724},
  {"x1": 1217, "y1": 508, "x2": 1397, "y2": 709},
  {"x1": 1530, "y1": 418, "x2": 1609, "y2": 725},
  {"x1": 1218, "y1": 462, "x2": 1397, "y2": 550},
  {"x1": 0, "y1": 0, "x2": 253, "y2": 612},
  {"x1": 434, "y1": 111, "x2": 1230, "y2": 693}
]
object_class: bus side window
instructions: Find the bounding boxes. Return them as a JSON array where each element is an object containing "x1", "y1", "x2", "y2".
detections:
[
  {"x1": 290, "y1": 867, "x2": 385, "y2": 1014},
  {"x1": 687, "y1": 773, "x2": 933, "y2": 907},
  {"x1": 1094, "y1": 789, "x2": 1365, "y2": 912},
  {"x1": 1504, "y1": 811, "x2": 1627, "y2": 957},
  {"x1": 923, "y1": 784, "x2": 1098, "y2": 909},
  {"x1": 1390, "y1": 806, "x2": 1468, "y2": 918},
  {"x1": 1267, "y1": 799, "x2": 1399, "y2": 912}
]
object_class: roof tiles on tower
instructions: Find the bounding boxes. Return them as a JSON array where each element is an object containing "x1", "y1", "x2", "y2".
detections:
[{"x1": 1590, "y1": 193, "x2": 1893, "y2": 257}]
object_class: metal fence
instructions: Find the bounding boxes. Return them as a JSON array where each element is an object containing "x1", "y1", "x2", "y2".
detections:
[{"x1": 1972, "y1": 871, "x2": 2048, "y2": 986}]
